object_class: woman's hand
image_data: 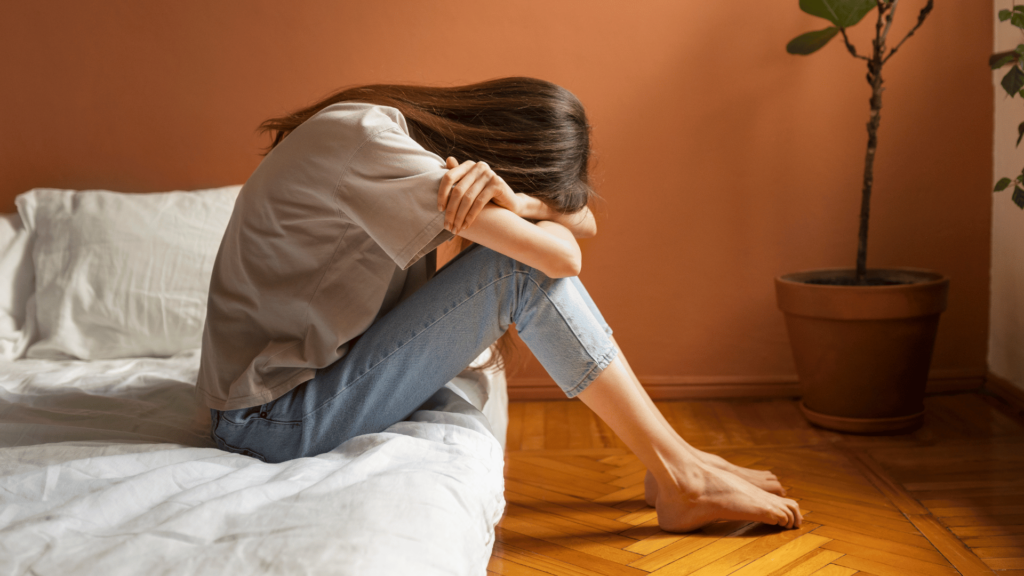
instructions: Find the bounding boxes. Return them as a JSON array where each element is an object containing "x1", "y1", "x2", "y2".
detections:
[{"x1": 438, "y1": 157, "x2": 522, "y2": 235}]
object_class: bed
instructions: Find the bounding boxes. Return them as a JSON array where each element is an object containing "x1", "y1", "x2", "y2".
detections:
[{"x1": 0, "y1": 185, "x2": 507, "y2": 575}]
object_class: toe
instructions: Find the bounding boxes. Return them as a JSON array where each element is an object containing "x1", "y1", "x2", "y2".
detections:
[
  {"x1": 786, "y1": 500, "x2": 802, "y2": 528},
  {"x1": 778, "y1": 507, "x2": 792, "y2": 529}
]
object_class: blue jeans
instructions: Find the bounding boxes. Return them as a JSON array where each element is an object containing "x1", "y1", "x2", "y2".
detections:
[{"x1": 210, "y1": 244, "x2": 617, "y2": 463}]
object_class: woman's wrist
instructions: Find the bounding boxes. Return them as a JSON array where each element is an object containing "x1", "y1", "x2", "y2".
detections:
[
  {"x1": 511, "y1": 193, "x2": 596, "y2": 238},
  {"x1": 513, "y1": 194, "x2": 552, "y2": 221}
]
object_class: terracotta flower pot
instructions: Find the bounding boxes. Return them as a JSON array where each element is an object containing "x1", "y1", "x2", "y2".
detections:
[{"x1": 774, "y1": 268, "x2": 949, "y2": 434}]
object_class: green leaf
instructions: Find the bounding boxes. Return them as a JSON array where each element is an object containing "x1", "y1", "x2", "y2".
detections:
[
  {"x1": 787, "y1": 27, "x2": 841, "y2": 55},
  {"x1": 1013, "y1": 186, "x2": 1024, "y2": 209},
  {"x1": 992, "y1": 53, "x2": 1018, "y2": 69},
  {"x1": 1018, "y1": 122, "x2": 1024, "y2": 146},
  {"x1": 799, "y1": 0, "x2": 876, "y2": 28},
  {"x1": 1001, "y1": 9, "x2": 1013, "y2": 21},
  {"x1": 1014, "y1": 5, "x2": 1024, "y2": 13},
  {"x1": 996, "y1": 177, "x2": 1013, "y2": 191},
  {"x1": 1013, "y1": 12, "x2": 1024, "y2": 28},
  {"x1": 1003, "y1": 65, "x2": 1024, "y2": 96}
]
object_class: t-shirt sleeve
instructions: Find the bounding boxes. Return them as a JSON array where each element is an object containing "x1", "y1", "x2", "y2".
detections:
[{"x1": 337, "y1": 125, "x2": 456, "y2": 270}]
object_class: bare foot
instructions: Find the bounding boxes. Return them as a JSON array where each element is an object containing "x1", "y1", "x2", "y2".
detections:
[
  {"x1": 645, "y1": 468, "x2": 659, "y2": 507},
  {"x1": 644, "y1": 454, "x2": 784, "y2": 507},
  {"x1": 692, "y1": 450, "x2": 786, "y2": 496},
  {"x1": 654, "y1": 463, "x2": 803, "y2": 533}
]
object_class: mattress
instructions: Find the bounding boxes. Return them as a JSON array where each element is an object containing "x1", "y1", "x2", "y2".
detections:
[{"x1": 0, "y1": 349, "x2": 507, "y2": 575}]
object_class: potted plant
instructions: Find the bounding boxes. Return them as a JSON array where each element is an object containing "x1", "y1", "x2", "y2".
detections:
[
  {"x1": 776, "y1": 0, "x2": 945, "y2": 434},
  {"x1": 992, "y1": 3, "x2": 1024, "y2": 209}
]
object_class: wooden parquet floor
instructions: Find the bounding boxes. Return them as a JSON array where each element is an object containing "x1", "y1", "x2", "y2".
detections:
[{"x1": 488, "y1": 392, "x2": 1024, "y2": 576}]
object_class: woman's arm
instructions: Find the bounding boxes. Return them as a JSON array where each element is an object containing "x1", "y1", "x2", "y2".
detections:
[
  {"x1": 437, "y1": 156, "x2": 586, "y2": 277},
  {"x1": 514, "y1": 194, "x2": 596, "y2": 239},
  {"x1": 436, "y1": 157, "x2": 596, "y2": 239},
  {"x1": 456, "y1": 204, "x2": 581, "y2": 278}
]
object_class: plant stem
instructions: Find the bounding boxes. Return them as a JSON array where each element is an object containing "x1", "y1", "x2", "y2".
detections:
[
  {"x1": 856, "y1": 1, "x2": 899, "y2": 284},
  {"x1": 885, "y1": 0, "x2": 933, "y2": 64},
  {"x1": 856, "y1": 74, "x2": 882, "y2": 284}
]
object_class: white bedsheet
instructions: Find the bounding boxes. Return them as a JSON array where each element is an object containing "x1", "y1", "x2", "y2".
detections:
[{"x1": 0, "y1": 350, "x2": 506, "y2": 575}]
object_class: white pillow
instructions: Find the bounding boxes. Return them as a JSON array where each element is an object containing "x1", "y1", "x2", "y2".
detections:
[
  {"x1": 0, "y1": 213, "x2": 35, "y2": 360},
  {"x1": 16, "y1": 186, "x2": 241, "y2": 360}
]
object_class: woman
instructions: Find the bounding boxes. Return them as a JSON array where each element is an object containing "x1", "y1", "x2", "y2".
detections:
[{"x1": 195, "y1": 77, "x2": 802, "y2": 532}]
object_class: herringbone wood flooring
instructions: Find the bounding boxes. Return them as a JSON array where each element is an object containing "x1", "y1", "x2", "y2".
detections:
[{"x1": 488, "y1": 392, "x2": 1024, "y2": 576}]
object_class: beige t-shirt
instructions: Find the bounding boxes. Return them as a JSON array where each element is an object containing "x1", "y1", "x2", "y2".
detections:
[{"x1": 196, "y1": 102, "x2": 454, "y2": 410}]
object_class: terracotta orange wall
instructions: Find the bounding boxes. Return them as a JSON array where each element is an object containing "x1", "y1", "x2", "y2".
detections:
[{"x1": 0, "y1": 1, "x2": 992, "y2": 396}]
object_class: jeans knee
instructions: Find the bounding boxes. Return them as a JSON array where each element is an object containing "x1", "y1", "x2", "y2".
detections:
[{"x1": 460, "y1": 245, "x2": 573, "y2": 311}]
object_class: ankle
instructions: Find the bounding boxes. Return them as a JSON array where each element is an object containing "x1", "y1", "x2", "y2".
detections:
[{"x1": 650, "y1": 451, "x2": 707, "y2": 497}]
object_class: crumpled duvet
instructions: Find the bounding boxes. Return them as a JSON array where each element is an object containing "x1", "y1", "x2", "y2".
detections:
[{"x1": 0, "y1": 350, "x2": 505, "y2": 576}]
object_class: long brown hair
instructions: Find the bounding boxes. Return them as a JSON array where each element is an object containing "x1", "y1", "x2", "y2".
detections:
[
  {"x1": 259, "y1": 77, "x2": 596, "y2": 372},
  {"x1": 259, "y1": 76, "x2": 593, "y2": 214}
]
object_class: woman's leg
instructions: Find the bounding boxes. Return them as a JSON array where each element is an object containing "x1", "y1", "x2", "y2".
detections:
[
  {"x1": 566, "y1": 278, "x2": 784, "y2": 498},
  {"x1": 576, "y1": 358, "x2": 802, "y2": 532},
  {"x1": 215, "y1": 244, "x2": 617, "y2": 462},
  {"x1": 613, "y1": 340, "x2": 786, "y2": 498},
  {"x1": 216, "y1": 245, "x2": 801, "y2": 531}
]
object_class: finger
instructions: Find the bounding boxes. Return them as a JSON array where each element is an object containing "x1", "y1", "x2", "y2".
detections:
[
  {"x1": 443, "y1": 161, "x2": 477, "y2": 230},
  {"x1": 437, "y1": 159, "x2": 475, "y2": 212},
  {"x1": 453, "y1": 166, "x2": 494, "y2": 233},
  {"x1": 488, "y1": 173, "x2": 517, "y2": 211},
  {"x1": 438, "y1": 158, "x2": 470, "y2": 212},
  {"x1": 447, "y1": 161, "x2": 490, "y2": 233},
  {"x1": 438, "y1": 157, "x2": 459, "y2": 211},
  {"x1": 463, "y1": 174, "x2": 506, "y2": 230},
  {"x1": 461, "y1": 183, "x2": 495, "y2": 231}
]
